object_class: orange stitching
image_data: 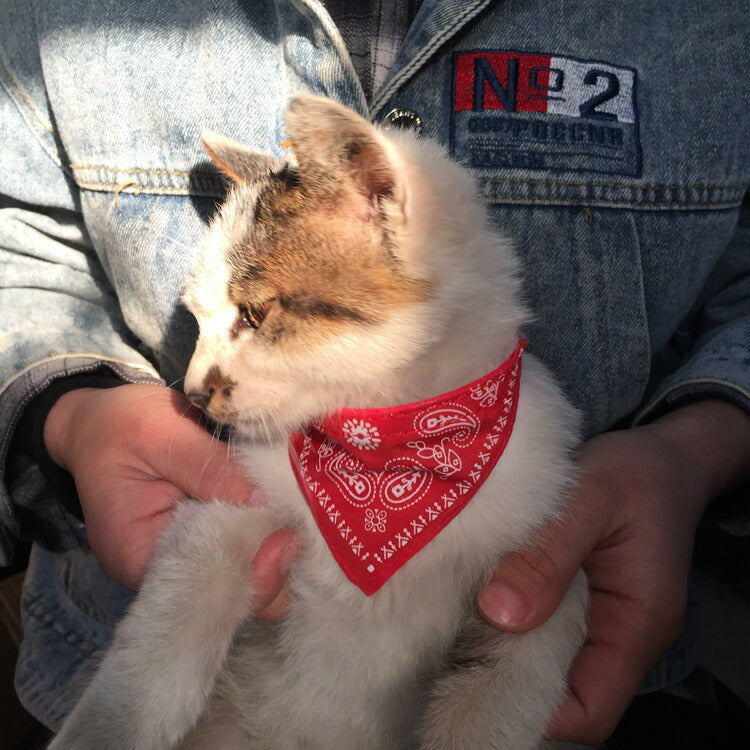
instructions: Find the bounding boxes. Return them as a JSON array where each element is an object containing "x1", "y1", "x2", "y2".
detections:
[
  {"x1": 113, "y1": 181, "x2": 141, "y2": 205},
  {"x1": 76, "y1": 181, "x2": 196, "y2": 194},
  {"x1": 78, "y1": 181, "x2": 741, "y2": 207},
  {"x1": 70, "y1": 164, "x2": 218, "y2": 178}
]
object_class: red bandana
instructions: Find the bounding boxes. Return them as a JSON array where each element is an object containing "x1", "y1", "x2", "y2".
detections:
[{"x1": 289, "y1": 341, "x2": 526, "y2": 595}]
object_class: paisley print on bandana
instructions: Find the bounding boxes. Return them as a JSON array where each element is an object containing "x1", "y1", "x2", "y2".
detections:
[{"x1": 289, "y1": 341, "x2": 526, "y2": 594}]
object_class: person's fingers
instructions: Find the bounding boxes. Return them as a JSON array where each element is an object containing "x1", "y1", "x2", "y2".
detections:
[
  {"x1": 547, "y1": 639, "x2": 647, "y2": 744},
  {"x1": 89, "y1": 480, "x2": 180, "y2": 589},
  {"x1": 256, "y1": 588, "x2": 293, "y2": 622},
  {"x1": 476, "y1": 509, "x2": 595, "y2": 632},
  {"x1": 545, "y1": 552, "x2": 684, "y2": 745},
  {"x1": 546, "y1": 591, "x2": 658, "y2": 745},
  {"x1": 250, "y1": 529, "x2": 299, "y2": 618},
  {"x1": 144, "y1": 393, "x2": 260, "y2": 505}
]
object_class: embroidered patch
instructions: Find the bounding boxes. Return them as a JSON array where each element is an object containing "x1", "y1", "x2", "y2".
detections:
[{"x1": 451, "y1": 50, "x2": 641, "y2": 176}]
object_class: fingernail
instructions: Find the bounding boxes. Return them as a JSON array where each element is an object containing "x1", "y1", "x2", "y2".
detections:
[
  {"x1": 477, "y1": 581, "x2": 527, "y2": 626},
  {"x1": 278, "y1": 536, "x2": 300, "y2": 575}
]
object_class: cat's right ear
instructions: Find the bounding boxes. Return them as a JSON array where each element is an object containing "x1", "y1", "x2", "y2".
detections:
[
  {"x1": 284, "y1": 96, "x2": 399, "y2": 207},
  {"x1": 201, "y1": 130, "x2": 276, "y2": 183}
]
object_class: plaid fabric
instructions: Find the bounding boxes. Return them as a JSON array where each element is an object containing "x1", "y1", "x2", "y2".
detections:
[{"x1": 323, "y1": 0, "x2": 423, "y2": 102}]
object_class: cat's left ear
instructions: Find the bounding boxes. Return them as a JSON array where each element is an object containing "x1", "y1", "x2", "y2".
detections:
[
  {"x1": 201, "y1": 130, "x2": 276, "y2": 183},
  {"x1": 285, "y1": 96, "x2": 401, "y2": 209}
]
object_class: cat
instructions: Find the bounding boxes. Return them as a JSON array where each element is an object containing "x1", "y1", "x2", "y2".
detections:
[{"x1": 50, "y1": 95, "x2": 588, "y2": 750}]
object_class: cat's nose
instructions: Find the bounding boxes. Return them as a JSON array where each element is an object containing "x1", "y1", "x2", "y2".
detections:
[
  {"x1": 187, "y1": 389, "x2": 211, "y2": 411},
  {"x1": 186, "y1": 365, "x2": 237, "y2": 416}
]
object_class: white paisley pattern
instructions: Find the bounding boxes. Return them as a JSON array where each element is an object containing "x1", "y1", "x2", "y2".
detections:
[{"x1": 289, "y1": 342, "x2": 525, "y2": 594}]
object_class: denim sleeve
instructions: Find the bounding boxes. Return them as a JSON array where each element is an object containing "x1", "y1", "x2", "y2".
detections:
[
  {"x1": 636, "y1": 195, "x2": 750, "y2": 424},
  {"x1": 0, "y1": 12, "x2": 161, "y2": 563}
]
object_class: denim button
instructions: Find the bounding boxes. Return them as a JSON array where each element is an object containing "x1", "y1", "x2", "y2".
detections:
[{"x1": 382, "y1": 108, "x2": 423, "y2": 135}]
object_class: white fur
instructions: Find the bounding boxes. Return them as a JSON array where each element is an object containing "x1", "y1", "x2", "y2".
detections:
[{"x1": 52, "y1": 98, "x2": 588, "y2": 750}]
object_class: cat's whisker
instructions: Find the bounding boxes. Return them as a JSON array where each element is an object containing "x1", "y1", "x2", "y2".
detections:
[
  {"x1": 164, "y1": 392, "x2": 200, "y2": 472},
  {"x1": 263, "y1": 400, "x2": 286, "y2": 442},
  {"x1": 154, "y1": 230, "x2": 196, "y2": 254},
  {"x1": 209, "y1": 421, "x2": 222, "y2": 448},
  {"x1": 225, "y1": 429, "x2": 237, "y2": 472},
  {"x1": 223, "y1": 430, "x2": 230, "y2": 470},
  {"x1": 178, "y1": 399, "x2": 195, "y2": 421},
  {"x1": 257, "y1": 410, "x2": 271, "y2": 444}
]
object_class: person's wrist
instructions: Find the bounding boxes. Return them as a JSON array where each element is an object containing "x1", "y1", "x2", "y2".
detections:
[{"x1": 643, "y1": 399, "x2": 750, "y2": 520}]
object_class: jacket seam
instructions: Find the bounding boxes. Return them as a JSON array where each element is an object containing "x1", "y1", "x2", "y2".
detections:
[
  {"x1": 73, "y1": 172, "x2": 745, "y2": 207},
  {"x1": 1, "y1": 353, "x2": 160, "y2": 393},
  {"x1": 634, "y1": 377, "x2": 750, "y2": 426},
  {"x1": 481, "y1": 178, "x2": 747, "y2": 191},
  {"x1": 74, "y1": 166, "x2": 747, "y2": 193},
  {"x1": 0, "y1": 57, "x2": 61, "y2": 167},
  {"x1": 297, "y1": 0, "x2": 369, "y2": 116},
  {"x1": 0, "y1": 62, "x2": 52, "y2": 133},
  {"x1": 76, "y1": 181, "x2": 193, "y2": 195},
  {"x1": 70, "y1": 164, "x2": 219, "y2": 178},
  {"x1": 483, "y1": 194, "x2": 744, "y2": 210},
  {"x1": 23, "y1": 592, "x2": 102, "y2": 657}
]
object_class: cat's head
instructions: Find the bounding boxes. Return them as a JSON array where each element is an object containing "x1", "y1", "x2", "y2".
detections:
[{"x1": 183, "y1": 96, "x2": 511, "y2": 439}]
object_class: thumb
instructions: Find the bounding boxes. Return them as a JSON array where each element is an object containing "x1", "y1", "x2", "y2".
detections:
[
  {"x1": 150, "y1": 404, "x2": 259, "y2": 505},
  {"x1": 251, "y1": 529, "x2": 299, "y2": 619},
  {"x1": 477, "y1": 512, "x2": 591, "y2": 632},
  {"x1": 175, "y1": 427, "x2": 258, "y2": 505}
]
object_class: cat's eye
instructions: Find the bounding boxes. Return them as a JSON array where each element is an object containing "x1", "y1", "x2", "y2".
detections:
[
  {"x1": 237, "y1": 298, "x2": 277, "y2": 331},
  {"x1": 238, "y1": 303, "x2": 266, "y2": 330}
]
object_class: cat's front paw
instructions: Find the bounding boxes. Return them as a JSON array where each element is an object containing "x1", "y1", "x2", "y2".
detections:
[
  {"x1": 49, "y1": 710, "x2": 148, "y2": 750},
  {"x1": 418, "y1": 678, "x2": 543, "y2": 750}
]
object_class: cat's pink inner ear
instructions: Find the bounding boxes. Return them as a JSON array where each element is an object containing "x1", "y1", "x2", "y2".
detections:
[
  {"x1": 345, "y1": 138, "x2": 396, "y2": 201},
  {"x1": 285, "y1": 96, "x2": 396, "y2": 203}
]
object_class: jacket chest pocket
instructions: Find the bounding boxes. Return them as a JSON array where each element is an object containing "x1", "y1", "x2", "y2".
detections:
[{"x1": 487, "y1": 203, "x2": 650, "y2": 436}]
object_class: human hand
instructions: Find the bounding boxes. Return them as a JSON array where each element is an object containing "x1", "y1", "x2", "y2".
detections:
[
  {"x1": 43, "y1": 383, "x2": 298, "y2": 610},
  {"x1": 476, "y1": 400, "x2": 750, "y2": 745}
]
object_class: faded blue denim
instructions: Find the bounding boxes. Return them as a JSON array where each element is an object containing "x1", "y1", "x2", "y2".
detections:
[{"x1": 0, "y1": 0, "x2": 748, "y2": 731}]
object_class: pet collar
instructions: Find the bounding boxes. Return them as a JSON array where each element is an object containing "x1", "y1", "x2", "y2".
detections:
[{"x1": 289, "y1": 340, "x2": 526, "y2": 595}]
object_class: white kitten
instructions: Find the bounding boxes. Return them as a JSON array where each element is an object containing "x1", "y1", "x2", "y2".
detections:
[{"x1": 51, "y1": 96, "x2": 588, "y2": 750}]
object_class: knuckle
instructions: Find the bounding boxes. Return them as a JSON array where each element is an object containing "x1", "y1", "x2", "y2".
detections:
[{"x1": 515, "y1": 545, "x2": 567, "y2": 597}]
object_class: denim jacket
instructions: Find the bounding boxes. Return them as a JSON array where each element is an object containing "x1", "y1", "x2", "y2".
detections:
[{"x1": 1, "y1": 0, "x2": 748, "y2": 731}]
